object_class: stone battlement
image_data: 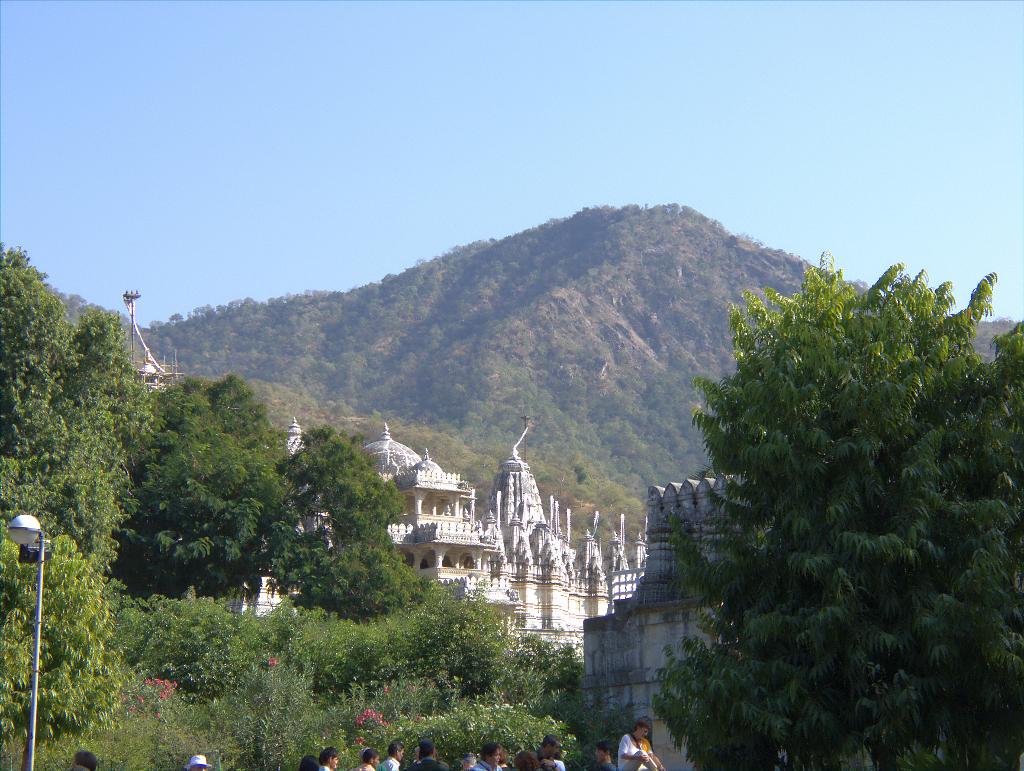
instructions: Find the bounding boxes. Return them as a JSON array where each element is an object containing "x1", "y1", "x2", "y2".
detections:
[{"x1": 634, "y1": 474, "x2": 726, "y2": 606}]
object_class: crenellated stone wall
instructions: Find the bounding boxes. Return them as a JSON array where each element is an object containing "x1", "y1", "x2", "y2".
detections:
[{"x1": 582, "y1": 474, "x2": 726, "y2": 771}]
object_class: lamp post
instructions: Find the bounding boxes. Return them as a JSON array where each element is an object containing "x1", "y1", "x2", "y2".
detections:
[{"x1": 7, "y1": 514, "x2": 45, "y2": 771}]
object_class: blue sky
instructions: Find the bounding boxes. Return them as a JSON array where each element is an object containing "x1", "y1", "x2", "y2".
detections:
[{"x1": 2, "y1": 1, "x2": 1021, "y2": 324}]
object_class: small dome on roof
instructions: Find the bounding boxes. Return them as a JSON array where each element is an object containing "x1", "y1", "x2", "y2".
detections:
[
  {"x1": 361, "y1": 423, "x2": 422, "y2": 479},
  {"x1": 411, "y1": 448, "x2": 444, "y2": 475}
]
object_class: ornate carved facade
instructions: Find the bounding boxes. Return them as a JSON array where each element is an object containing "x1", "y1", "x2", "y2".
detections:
[
  {"x1": 257, "y1": 419, "x2": 646, "y2": 641},
  {"x1": 356, "y1": 422, "x2": 634, "y2": 641}
]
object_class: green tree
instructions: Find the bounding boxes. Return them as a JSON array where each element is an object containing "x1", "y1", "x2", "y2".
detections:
[
  {"x1": 114, "y1": 375, "x2": 287, "y2": 599},
  {"x1": 272, "y1": 425, "x2": 426, "y2": 618},
  {"x1": 0, "y1": 246, "x2": 148, "y2": 569},
  {"x1": 0, "y1": 537, "x2": 124, "y2": 766},
  {"x1": 655, "y1": 260, "x2": 1024, "y2": 770}
]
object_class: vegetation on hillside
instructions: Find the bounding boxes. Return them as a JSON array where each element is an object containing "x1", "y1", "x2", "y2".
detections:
[{"x1": 143, "y1": 205, "x2": 811, "y2": 536}]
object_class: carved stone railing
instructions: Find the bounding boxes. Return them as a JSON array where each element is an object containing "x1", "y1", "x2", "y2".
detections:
[
  {"x1": 389, "y1": 521, "x2": 489, "y2": 546},
  {"x1": 395, "y1": 467, "x2": 471, "y2": 490},
  {"x1": 440, "y1": 573, "x2": 521, "y2": 605},
  {"x1": 608, "y1": 567, "x2": 644, "y2": 601}
]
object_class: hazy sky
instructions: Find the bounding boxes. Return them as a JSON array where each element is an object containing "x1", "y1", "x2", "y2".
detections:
[{"x1": 2, "y1": 1, "x2": 1021, "y2": 324}]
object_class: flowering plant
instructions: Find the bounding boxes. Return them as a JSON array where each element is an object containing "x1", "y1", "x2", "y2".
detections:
[{"x1": 355, "y1": 708, "x2": 388, "y2": 728}]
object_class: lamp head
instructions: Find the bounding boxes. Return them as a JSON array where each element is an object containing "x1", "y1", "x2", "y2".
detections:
[{"x1": 7, "y1": 514, "x2": 42, "y2": 546}]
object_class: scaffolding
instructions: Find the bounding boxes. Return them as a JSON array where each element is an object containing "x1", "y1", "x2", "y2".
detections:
[{"x1": 122, "y1": 290, "x2": 182, "y2": 390}]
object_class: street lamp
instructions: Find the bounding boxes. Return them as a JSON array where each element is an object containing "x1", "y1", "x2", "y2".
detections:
[{"x1": 6, "y1": 514, "x2": 45, "y2": 771}]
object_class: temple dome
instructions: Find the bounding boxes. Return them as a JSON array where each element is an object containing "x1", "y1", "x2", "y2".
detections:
[
  {"x1": 361, "y1": 423, "x2": 422, "y2": 479},
  {"x1": 411, "y1": 448, "x2": 443, "y2": 475}
]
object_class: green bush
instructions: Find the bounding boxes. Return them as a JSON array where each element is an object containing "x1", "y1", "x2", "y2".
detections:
[
  {"x1": 288, "y1": 611, "x2": 407, "y2": 695},
  {"x1": 394, "y1": 587, "x2": 507, "y2": 697},
  {"x1": 214, "y1": 662, "x2": 326, "y2": 771},
  {"x1": 34, "y1": 676, "x2": 228, "y2": 771},
  {"x1": 492, "y1": 636, "x2": 582, "y2": 706},
  {"x1": 326, "y1": 701, "x2": 573, "y2": 771}
]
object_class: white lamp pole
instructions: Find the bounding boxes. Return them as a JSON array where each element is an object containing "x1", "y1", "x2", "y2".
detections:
[{"x1": 7, "y1": 514, "x2": 45, "y2": 771}]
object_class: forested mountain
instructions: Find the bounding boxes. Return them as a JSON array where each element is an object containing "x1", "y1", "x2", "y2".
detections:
[
  {"x1": 142, "y1": 205, "x2": 807, "y2": 519},
  {"x1": 140, "y1": 204, "x2": 1017, "y2": 528}
]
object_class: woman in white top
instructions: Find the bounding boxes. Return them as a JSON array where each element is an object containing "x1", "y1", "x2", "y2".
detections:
[{"x1": 618, "y1": 717, "x2": 666, "y2": 771}]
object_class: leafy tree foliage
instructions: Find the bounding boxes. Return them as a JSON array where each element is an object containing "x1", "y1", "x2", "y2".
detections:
[
  {"x1": 114, "y1": 375, "x2": 287, "y2": 598},
  {"x1": 655, "y1": 260, "x2": 1024, "y2": 770},
  {"x1": 272, "y1": 425, "x2": 426, "y2": 618},
  {"x1": 0, "y1": 246, "x2": 148, "y2": 569},
  {"x1": 115, "y1": 593, "x2": 280, "y2": 698},
  {"x1": 0, "y1": 537, "x2": 123, "y2": 754}
]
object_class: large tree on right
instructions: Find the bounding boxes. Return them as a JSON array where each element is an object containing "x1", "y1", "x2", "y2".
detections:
[{"x1": 655, "y1": 259, "x2": 1024, "y2": 771}]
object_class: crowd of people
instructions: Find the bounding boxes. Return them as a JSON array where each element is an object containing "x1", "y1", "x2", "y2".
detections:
[{"x1": 64, "y1": 717, "x2": 667, "y2": 771}]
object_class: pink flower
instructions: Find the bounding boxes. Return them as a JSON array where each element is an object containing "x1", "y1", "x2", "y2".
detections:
[
  {"x1": 356, "y1": 737, "x2": 365, "y2": 746},
  {"x1": 268, "y1": 657, "x2": 279, "y2": 667},
  {"x1": 382, "y1": 686, "x2": 390, "y2": 694}
]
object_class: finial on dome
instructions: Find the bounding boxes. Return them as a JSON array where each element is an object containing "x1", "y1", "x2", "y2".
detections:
[
  {"x1": 382, "y1": 422, "x2": 391, "y2": 438},
  {"x1": 511, "y1": 420, "x2": 530, "y2": 460},
  {"x1": 423, "y1": 448, "x2": 430, "y2": 460}
]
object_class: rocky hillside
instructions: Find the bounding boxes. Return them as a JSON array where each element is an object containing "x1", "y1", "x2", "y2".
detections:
[{"x1": 143, "y1": 205, "x2": 809, "y2": 519}]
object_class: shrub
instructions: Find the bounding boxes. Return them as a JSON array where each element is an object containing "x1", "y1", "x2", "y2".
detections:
[
  {"x1": 116, "y1": 594, "x2": 276, "y2": 698},
  {"x1": 326, "y1": 701, "x2": 573, "y2": 770},
  {"x1": 34, "y1": 676, "x2": 227, "y2": 771},
  {"x1": 214, "y1": 661, "x2": 326, "y2": 771}
]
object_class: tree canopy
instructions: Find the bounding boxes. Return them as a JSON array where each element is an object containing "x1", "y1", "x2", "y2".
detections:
[
  {"x1": 114, "y1": 375, "x2": 287, "y2": 599},
  {"x1": 0, "y1": 246, "x2": 148, "y2": 570},
  {"x1": 655, "y1": 259, "x2": 1024, "y2": 770},
  {"x1": 271, "y1": 424, "x2": 427, "y2": 618},
  {"x1": 0, "y1": 537, "x2": 123, "y2": 752}
]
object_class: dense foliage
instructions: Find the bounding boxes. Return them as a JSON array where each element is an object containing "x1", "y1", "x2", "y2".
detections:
[
  {"x1": 1, "y1": 246, "x2": 148, "y2": 569},
  {"x1": 143, "y1": 205, "x2": 812, "y2": 536},
  {"x1": 29, "y1": 589, "x2": 624, "y2": 771},
  {"x1": 272, "y1": 425, "x2": 426, "y2": 617},
  {"x1": 0, "y1": 537, "x2": 123, "y2": 748},
  {"x1": 655, "y1": 260, "x2": 1024, "y2": 770},
  {"x1": 115, "y1": 375, "x2": 288, "y2": 598}
]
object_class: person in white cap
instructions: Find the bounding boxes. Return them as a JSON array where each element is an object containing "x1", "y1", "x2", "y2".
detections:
[{"x1": 188, "y1": 755, "x2": 212, "y2": 771}]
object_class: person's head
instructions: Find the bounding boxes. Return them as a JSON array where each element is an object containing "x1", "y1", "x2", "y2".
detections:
[
  {"x1": 361, "y1": 749, "x2": 380, "y2": 767},
  {"x1": 319, "y1": 748, "x2": 340, "y2": 770},
  {"x1": 300, "y1": 756, "x2": 320, "y2": 771},
  {"x1": 480, "y1": 743, "x2": 502, "y2": 768},
  {"x1": 539, "y1": 737, "x2": 561, "y2": 760},
  {"x1": 461, "y1": 754, "x2": 477, "y2": 771},
  {"x1": 631, "y1": 718, "x2": 652, "y2": 742},
  {"x1": 514, "y1": 752, "x2": 540, "y2": 771},
  {"x1": 388, "y1": 743, "x2": 405, "y2": 761},
  {"x1": 188, "y1": 755, "x2": 211, "y2": 771},
  {"x1": 594, "y1": 742, "x2": 612, "y2": 765},
  {"x1": 418, "y1": 740, "x2": 436, "y2": 760},
  {"x1": 73, "y1": 752, "x2": 98, "y2": 771}
]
